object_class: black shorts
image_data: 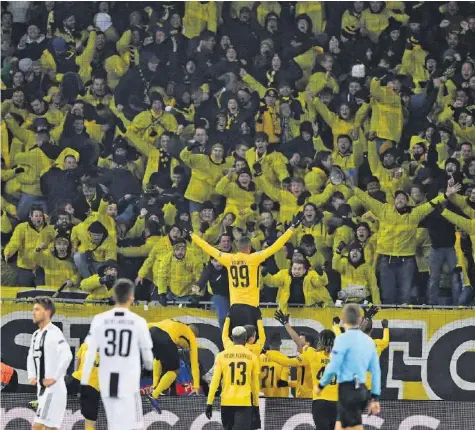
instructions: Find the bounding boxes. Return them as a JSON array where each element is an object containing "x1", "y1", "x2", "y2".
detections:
[
  {"x1": 221, "y1": 406, "x2": 252, "y2": 430},
  {"x1": 228, "y1": 304, "x2": 262, "y2": 334},
  {"x1": 80, "y1": 384, "x2": 100, "y2": 421},
  {"x1": 149, "y1": 327, "x2": 180, "y2": 372},
  {"x1": 312, "y1": 399, "x2": 337, "y2": 430},
  {"x1": 337, "y1": 382, "x2": 370, "y2": 428}
]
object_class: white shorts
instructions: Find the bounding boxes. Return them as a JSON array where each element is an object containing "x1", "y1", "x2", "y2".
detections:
[
  {"x1": 102, "y1": 393, "x2": 144, "y2": 430},
  {"x1": 34, "y1": 385, "x2": 67, "y2": 428}
]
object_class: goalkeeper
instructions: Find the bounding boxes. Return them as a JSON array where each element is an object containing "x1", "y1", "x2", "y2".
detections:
[
  {"x1": 188, "y1": 213, "x2": 302, "y2": 332},
  {"x1": 147, "y1": 319, "x2": 200, "y2": 412}
]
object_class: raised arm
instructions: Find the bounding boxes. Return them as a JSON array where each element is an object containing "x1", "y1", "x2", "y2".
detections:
[
  {"x1": 254, "y1": 227, "x2": 295, "y2": 263},
  {"x1": 221, "y1": 317, "x2": 233, "y2": 350},
  {"x1": 265, "y1": 350, "x2": 305, "y2": 367},
  {"x1": 441, "y1": 209, "x2": 475, "y2": 234},
  {"x1": 190, "y1": 233, "x2": 232, "y2": 265}
]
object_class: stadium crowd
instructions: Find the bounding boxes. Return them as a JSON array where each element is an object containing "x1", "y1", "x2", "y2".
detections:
[{"x1": 1, "y1": 1, "x2": 475, "y2": 314}]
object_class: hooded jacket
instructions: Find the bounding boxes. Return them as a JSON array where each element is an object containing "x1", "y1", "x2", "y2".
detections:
[
  {"x1": 180, "y1": 147, "x2": 233, "y2": 204},
  {"x1": 332, "y1": 250, "x2": 381, "y2": 304},
  {"x1": 353, "y1": 187, "x2": 447, "y2": 257},
  {"x1": 263, "y1": 268, "x2": 332, "y2": 313},
  {"x1": 155, "y1": 249, "x2": 203, "y2": 297},
  {"x1": 40, "y1": 148, "x2": 80, "y2": 210},
  {"x1": 70, "y1": 220, "x2": 117, "y2": 262},
  {"x1": 34, "y1": 248, "x2": 80, "y2": 289},
  {"x1": 215, "y1": 174, "x2": 257, "y2": 217},
  {"x1": 4, "y1": 220, "x2": 46, "y2": 269}
]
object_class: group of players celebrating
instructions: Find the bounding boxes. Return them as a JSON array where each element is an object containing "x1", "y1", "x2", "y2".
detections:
[{"x1": 27, "y1": 212, "x2": 386, "y2": 430}]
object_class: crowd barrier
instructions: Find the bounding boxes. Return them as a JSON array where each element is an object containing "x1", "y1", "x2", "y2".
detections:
[
  {"x1": 2, "y1": 299, "x2": 474, "y2": 401},
  {"x1": 1, "y1": 395, "x2": 474, "y2": 429}
]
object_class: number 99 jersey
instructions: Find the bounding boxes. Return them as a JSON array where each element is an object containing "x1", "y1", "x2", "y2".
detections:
[{"x1": 82, "y1": 308, "x2": 154, "y2": 399}]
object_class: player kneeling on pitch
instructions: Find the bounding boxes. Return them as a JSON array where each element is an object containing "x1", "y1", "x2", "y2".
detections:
[
  {"x1": 315, "y1": 303, "x2": 381, "y2": 430},
  {"x1": 28, "y1": 296, "x2": 73, "y2": 430},
  {"x1": 147, "y1": 319, "x2": 201, "y2": 412},
  {"x1": 206, "y1": 326, "x2": 261, "y2": 430}
]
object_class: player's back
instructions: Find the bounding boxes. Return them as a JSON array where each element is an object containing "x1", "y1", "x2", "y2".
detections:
[
  {"x1": 260, "y1": 352, "x2": 290, "y2": 398},
  {"x1": 226, "y1": 252, "x2": 265, "y2": 306},
  {"x1": 294, "y1": 347, "x2": 315, "y2": 399},
  {"x1": 90, "y1": 308, "x2": 151, "y2": 398},
  {"x1": 217, "y1": 344, "x2": 259, "y2": 406},
  {"x1": 311, "y1": 350, "x2": 338, "y2": 401}
]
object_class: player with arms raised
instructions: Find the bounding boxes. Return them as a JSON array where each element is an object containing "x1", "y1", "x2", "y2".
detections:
[
  {"x1": 81, "y1": 279, "x2": 154, "y2": 430},
  {"x1": 27, "y1": 297, "x2": 73, "y2": 430},
  {"x1": 189, "y1": 213, "x2": 302, "y2": 330}
]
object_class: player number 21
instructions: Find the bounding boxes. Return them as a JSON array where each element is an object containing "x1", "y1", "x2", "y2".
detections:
[{"x1": 230, "y1": 265, "x2": 250, "y2": 288}]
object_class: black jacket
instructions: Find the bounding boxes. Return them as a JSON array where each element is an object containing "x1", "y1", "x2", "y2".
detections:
[{"x1": 196, "y1": 262, "x2": 229, "y2": 297}]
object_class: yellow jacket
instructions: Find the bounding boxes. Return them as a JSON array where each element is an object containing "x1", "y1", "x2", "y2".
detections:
[
  {"x1": 306, "y1": 71, "x2": 339, "y2": 95},
  {"x1": 70, "y1": 222, "x2": 117, "y2": 262},
  {"x1": 119, "y1": 235, "x2": 161, "y2": 258},
  {"x1": 72, "y1": 343, "x2": 100, "y2": 391},
  {"x1": 80, "y1": 274, "x2": 114, "y2": 300},
  {"x1": 34, "y1": 249, "x2": 80, "y2": 289},
  {"x1": 127, "y1": 110, "x2": 178, "y2": 145},
  {"x1": 361, "y1": 7, "x2": 408, "y2": 40},
  {"x1": 354, "y1": 187, "x2": 446, "y2": 257},
  {"x1": 4, "y1": 221, "x2": 46, "y2": 269},
  {"x1": 332, "y1": 253, "x2": 381, "y2": 304},
  {"x1": 138, "y1": 235, "x2": 174, "y2": 280},
  {"x1": 313, "y1": 98, "x2": 366, "y2": 148},
  {"x1": 182, "y1": 1, "x2": 218, "y2": 39},
  {"x1": 367, "y1": 141, "x2": 409, "y2": 197},
  {"x1": 215, "y1": 175, "x2": 257, "y2": 216},
  {"x1": 127, "y1": 130, "x2": 179, "y2": 188},
  {"x1": 245, "y1": 148, "x2": 289, "y2": 188},
  {"x1": 369, "y1": 78, "x2": 403, "y2": 143},
  {"x1": 304, "y1": 167, "x2": 328, "y2": 194},
  {"x1": 155, "y1": 250, "x2": 203, "y2": 296},
  {"x1": 399, "y1": 45, "x2": 429, "y2": 93},
  {"x1": 256, "y1": 175, "x2": 307, "y2": 224},
  {"x1": 180, "y1": 147, "x2": 233, "y2": 204},
  {"x1": 1, "y1": 197, "x2": 16, "y2": 234},
  {"x1": 264, "y1": 269, "x2": 332, "y2": 313}
]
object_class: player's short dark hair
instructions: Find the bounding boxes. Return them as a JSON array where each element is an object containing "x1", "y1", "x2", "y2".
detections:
[
  {"x1": 113, "y1": 279, "x2": 135, "y2": 304},
  {"x1": 34, "y1": 296, "x2": 56, "y2": 318},
  {"x1": 237, "y1": 236, "x2": 251, "y2": 249},
  {"x1": 316, "y1": 329, "x2": 335, "y2": 353},
  {"x1": 244, "y1": 324, "x2": 256, "y2": 339},
  {"x1": 299, "y1": 332, "x2": 317, "y2": 348},
  {"x1": 360, "y1": 318, "x2": 373, "y2": 334},
  {"x1": 342, "y1": 303, "x2": 361, "y2": 326}
]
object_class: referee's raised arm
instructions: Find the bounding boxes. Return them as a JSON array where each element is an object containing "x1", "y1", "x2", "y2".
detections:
[{"x1": 315, "y1": 303, "x2": 381, "y2": 430}]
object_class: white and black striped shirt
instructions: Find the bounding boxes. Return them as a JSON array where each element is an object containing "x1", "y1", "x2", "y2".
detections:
[
  {"x1": 81, "y1": 308, "x2": 153, "y2": 398},
  {"x1": 27, "y1": 322, "x2": 72, "y2": 393}
]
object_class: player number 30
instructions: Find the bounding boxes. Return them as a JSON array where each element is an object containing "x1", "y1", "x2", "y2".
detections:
[{"x1": 104, "y1": 328, "x2": 132, "y2": 357}]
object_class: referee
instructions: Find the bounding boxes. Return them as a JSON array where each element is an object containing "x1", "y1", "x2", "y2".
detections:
[{"x1": 315, "y1": 304, "x2": 381, "y2": 430}]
